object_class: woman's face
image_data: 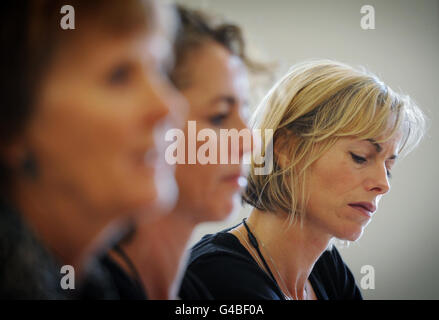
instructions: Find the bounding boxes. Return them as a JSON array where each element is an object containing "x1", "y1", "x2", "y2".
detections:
[
  {"x1": 20, "y1": 28, "x2": 185, "y2": 221},
  {"x1": 174, "y1": 42, "x2": 251, "y2": 222},
  {"x1": 305, "y1": 134, "x2": 401, "y2": 241}
]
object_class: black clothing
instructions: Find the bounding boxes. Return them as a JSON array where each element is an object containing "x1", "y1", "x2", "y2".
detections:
[
  {"x1": 179, "y1": 224, "x2": 363, "y2": 300},
  {"x1": 81, "y1": 224, "x2": 147, "y2": 299},
  {"x1": 0, "y1": 199, "x2": 65, "y2": 299},
  {"x1": 98, "y1": 253, "x2": 147, "y2": 300},
  {"x1": 0, "y1": 198, "x2": 120, "y2": 299},
  {"x1": 74, "y1": 257, "x2": 122, "y2": 300},
  {"x1": 178, "y1": 269, "x2": 214, "y2": 300}
]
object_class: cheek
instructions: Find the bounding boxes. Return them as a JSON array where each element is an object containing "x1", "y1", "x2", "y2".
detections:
[
  {"x1": 35, "y1": 102, "x2": 133, "y2": 173},
  {"x1": 307, "y1": 158, "x2": 358, "y2": 216},
  {"x1": 176, "y1": 163, "x2": 219, "y2": 200},
  {"x1": 175, "y1": 163, "x2": 237, "y2": 220},
  {"x1": 174, "y1": 119, "x2": 242, "y2": 218},
  {"x1": 30, "y1": 91, "x2": 153, "y2": 205}
]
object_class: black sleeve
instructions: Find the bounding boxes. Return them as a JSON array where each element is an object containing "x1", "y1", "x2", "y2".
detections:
[
  {"x1": 180, "y1": 253, "x2": 283, "y2": 300},
  {"x1": 313, "y1": 248, "x2": 363, "y2": 300}
]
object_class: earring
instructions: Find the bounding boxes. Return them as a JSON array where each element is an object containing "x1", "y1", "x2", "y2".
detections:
[{"x1": 21, "y1": 151, "x2": 39, "y2": 180}]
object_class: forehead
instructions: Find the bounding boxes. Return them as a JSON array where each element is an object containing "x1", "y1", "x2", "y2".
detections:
[
  {"x1": 52, "y1": 0, "x2": 177, "y2": 66},
  {"x1": 341, "y1": 132, "x2": 403, "y2": 155},
  {"x1": 182, "y1": 42, "x2": 249, "y2": 96},
  {"x1": 50, "y1": 31, "x2": 149, "y2": 71}
]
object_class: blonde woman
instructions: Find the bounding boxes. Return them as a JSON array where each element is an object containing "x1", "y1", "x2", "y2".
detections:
[{"x1": 179, "y1": 60, "x2": 426, "y2": 300}]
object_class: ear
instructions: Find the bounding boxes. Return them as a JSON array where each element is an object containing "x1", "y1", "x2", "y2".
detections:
[
  {"x1": 273, "y1": 133, "x2": 295, "y2": 169},
  {"x1": 275, "y1": 150, "x2": 290, "y2": 169}
]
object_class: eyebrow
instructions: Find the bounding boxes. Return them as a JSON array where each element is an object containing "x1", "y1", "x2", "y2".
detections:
[
  {"x1": 366, "y1": 139, "x2": 398, "y2": 160},
  {"x1": 366, "y1": 139, "x2": 382, "y2": 152},
  {"x1": 210, "y1": 95, "x2": 239, "y2": 108}
]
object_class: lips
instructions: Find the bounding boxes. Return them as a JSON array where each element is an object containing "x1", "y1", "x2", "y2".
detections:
[{"x1": 348, "y1": 202, "x2": 376, "y2": 214}]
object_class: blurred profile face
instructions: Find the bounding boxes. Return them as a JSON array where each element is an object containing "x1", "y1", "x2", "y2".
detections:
[
  {"x1": 305, "y1": 133, "x2": 402, "y2": 241},
  {"x1": 174, "y1": 41, "x2": 251, "y2": 222},
  {"x1": 20, "y1": 27, "x2": 185, "y2": 222}
]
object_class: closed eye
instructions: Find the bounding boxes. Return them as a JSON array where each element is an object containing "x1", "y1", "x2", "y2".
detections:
[
  {"x1": 209, "y1": 113, "x2": 229, "y2": 126},
  {"x1": 350, "y1": 152, "x2": 392, "y2": 178},
  {"x1": 350, "y1": 152, "x2": 367, "y2": 164}
]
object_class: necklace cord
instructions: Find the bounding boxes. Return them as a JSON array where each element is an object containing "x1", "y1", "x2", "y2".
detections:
[
  {"x1": 113, "y1": 244, "x2": 146, "y2": 294},
  {"x1": 242, "y1": 218, "x2": 280, "y2": 288},
  {"x1": 241, "y1": 218, "x2": 309, "y2": 300}
]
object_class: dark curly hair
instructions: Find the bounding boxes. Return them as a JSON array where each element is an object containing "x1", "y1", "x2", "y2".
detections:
[{"x1": 170, "y1": 4, "x2": 256, "y2": 89}]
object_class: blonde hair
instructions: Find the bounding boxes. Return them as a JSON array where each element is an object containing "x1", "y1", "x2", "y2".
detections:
[{"x1": 243, "y1": 59, "x2": 426, "y2": 226}]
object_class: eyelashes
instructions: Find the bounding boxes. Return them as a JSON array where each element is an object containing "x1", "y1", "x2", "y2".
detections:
[
  {"x1": 349, "y1": 152, "x2": 392, "y2": 178},
  {"x1": 209, "y1": 113, "x2": 229, "y2": 126},
  {"x1": 350, "y1": 152, "x2": 367, "y2": 164}
]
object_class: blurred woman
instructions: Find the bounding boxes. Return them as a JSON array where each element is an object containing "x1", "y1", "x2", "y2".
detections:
[
  {"x1": 113, "y1": 5, "x2": 254, "y2": 299},
  {"x1": 0, "y1": 0, "x2": 185, "y2": 299},
  {"x1": 179, "y1": 60, "x2": 426, "y2": 299}
]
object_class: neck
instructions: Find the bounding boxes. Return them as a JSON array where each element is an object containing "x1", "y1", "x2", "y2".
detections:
[
  {"x1": 12, "y1": 181, "x2": 113, "y2": 278},
  {"x1": 123, "y1": 210, "x2": 197, "y2": 300},
  {"x1": 245, "y1": 208, "x2": 331, "y2": 300}
]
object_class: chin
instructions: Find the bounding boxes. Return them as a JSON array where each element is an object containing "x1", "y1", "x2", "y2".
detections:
[
  {"x1": 206, "y1": 199, "x2": 235, "y2": 222},
  {"x1": 344, "y1": 233, "x2": 363, "y2": 242},
  {"x1": 335, "y1": 225, "x2": 365, "y2": 242}
]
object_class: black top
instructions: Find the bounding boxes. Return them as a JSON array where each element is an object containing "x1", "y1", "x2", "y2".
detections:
[
  {"x1": 96, "y1": 253, "x2": 147, "y2": 300},
  {"x1": 81, "y1": 223, "x2": 147, "y2": 299},
  {"x1": 179, "y1": 224, "x2": 363, "y2": 300},
  {"x1": 0, "y1": 199, "x2": 66, "y2": 299},
  {"x1": 178, "y1": 269, "x2": 214, "y2": 300},
  {"x1": 0, "y1": 198, "x2": 124, "y2": 299}
]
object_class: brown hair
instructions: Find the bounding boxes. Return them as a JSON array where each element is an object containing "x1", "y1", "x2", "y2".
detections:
[
  {"x1": 170, "y1": 4, "x2": 256, "y2": 89},
  {"x1": 0, "y1": 0, "x2": 155, "y2": 192}
]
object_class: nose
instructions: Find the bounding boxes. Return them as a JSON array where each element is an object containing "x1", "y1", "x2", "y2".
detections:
[{"x1": 366, "y1": 163, "x2": 391, "y2": 196}]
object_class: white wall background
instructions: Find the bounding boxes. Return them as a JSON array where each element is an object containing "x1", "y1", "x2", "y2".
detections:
[{"x1": 177, "y1": 0, "x2": 439, "y2": 300}]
